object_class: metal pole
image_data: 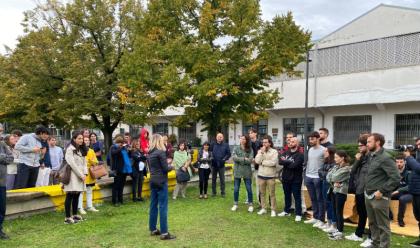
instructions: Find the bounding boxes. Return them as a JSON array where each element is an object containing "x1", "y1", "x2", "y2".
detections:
[{"x1": 304, "y1": 51, "x2": 310, "y2": 165}]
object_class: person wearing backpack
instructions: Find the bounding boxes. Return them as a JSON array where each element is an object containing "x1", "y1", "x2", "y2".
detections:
[{"x1": 63, "y1": 131, "x2": 88, "y2": 224}]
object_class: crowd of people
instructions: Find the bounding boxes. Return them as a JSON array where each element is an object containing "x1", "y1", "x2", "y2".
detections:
[{"x1": 0, "y1": 124, "x2": 420, "y2": 247}]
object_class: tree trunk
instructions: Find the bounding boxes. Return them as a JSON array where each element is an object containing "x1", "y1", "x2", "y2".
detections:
[{"x1": 102, "y1": 127, "x2": 115, "y2": 155}]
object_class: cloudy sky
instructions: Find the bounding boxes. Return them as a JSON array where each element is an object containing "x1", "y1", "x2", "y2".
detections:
[{"x1": 1, "y1": 0, "x2": 420, "y2": 54}]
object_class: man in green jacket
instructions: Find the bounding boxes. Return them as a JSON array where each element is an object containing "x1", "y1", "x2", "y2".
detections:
[{"x1": 365, "y1": 133, "x2": 400, "y2": 248}]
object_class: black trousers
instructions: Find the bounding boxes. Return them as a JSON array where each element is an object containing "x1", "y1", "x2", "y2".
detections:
[
  {"x1": 65, "y1": 192, "x2": 81, "y2": 218},
  {"x1": 355, "y1": 193, "x2": 369, "y2": 237},
  {"x1": 413, "y1": 194, "x2": 420, "y2": 237},
  {"x1": 112, "y1": 173, "x2": 127, "y2": 204},
  {"x1": 199, "y1": 168, "x2": 211, "y2": 195},
  {"x1": 131, "y1": 171, "x2": 144, "y2": 200},
  {"x1": 211, "y1": 166, "x2": 225, "y2": 196},
  {"x1": 0, "y1": 187, "x2": 6, "y2": 231},
  {"x1": 391, "y1": 192, "x2": 413, "y2": 222},
  {"x1": 332, "y1": 193, "x2": 347, "y2": 232},
  {"x1": 14, "y1": 163, "x2": 39, "y2": 189}
]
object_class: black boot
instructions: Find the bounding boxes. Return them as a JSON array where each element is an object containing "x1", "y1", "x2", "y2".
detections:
[
  {"x1": 410, "y1": 239, "x2": 420, "y2": 247},
  {"x1": 0, "y1": 230, "x2": 9, "y2": 240}
]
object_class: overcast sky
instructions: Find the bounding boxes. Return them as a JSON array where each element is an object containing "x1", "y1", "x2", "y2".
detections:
[{"x1": 1, "y1": 0, "x2": 420, "y2": 54}]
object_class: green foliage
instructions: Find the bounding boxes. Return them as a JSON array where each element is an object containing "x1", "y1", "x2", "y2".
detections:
[
  {"x1": 335, "y1": 144, "x2": 359, "y2": 163},
  {"x1": 168, "y1": 133, "x2": 178, "y2": 146},
  {"x1": 125, "y1": 0, "x2": 312, "y2": 137},
  {"x1": 192, "y1": 136, "x2": 202, "y2": 147}
]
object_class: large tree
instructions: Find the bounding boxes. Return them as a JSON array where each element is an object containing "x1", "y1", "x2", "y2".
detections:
[
  {"x1": 125, "y1": 0, "x2": 312, "y2": 138},
  {"x1": 0, "y1": 0, "x2": 183, "y2": 150}
]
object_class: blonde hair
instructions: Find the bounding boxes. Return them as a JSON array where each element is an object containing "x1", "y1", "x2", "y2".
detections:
[{"x1": 149, "y1": 134, "x2": 166, "y2": 151}]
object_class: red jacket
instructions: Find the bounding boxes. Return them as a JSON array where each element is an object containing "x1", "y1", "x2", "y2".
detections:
[{"x1": 139, "y1": 128, "x2": 150, "y2": 154}]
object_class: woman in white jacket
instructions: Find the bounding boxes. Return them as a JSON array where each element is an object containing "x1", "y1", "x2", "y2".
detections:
[{"x1": 63, "y1": 131, "x2": 88, "y2": 224}]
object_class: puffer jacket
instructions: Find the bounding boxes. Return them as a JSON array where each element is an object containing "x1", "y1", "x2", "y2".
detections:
[
  {"x1": 255, "y1": 147, "x2": 279, "y2": 178},
  {"x1": 0, "y1": 141, "x2": 14, "y2": 187},
  {"x1": 406, "y1": 151, "x2": 420, "y2": 195}
]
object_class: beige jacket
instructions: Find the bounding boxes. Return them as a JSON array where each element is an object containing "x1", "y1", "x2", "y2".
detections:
[
  {"x1": 63, "y1": 145, "x2": 87, "y2": 192},
  {"x1": 255, "y1": 147, "x2": 279, "y2": 178}
]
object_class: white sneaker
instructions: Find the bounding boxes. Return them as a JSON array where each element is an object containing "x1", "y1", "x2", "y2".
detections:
[
  {"x1": 329, "y1": 231, "x2": 343, "y2": 240},
  {"x1": 277, "y1": 211, "x2": 291, "y2": 217},
  {"x1": 271, "y1": 211, "x2": 276, "y2": 217},
  {"x1": 87, "y1": 207, "x2": 99, "y2": 212},
  {"x1": 231, "y1": 205, "x2": 238, "y2": 211},
  {"x1": 257, "y1": 209, "x2": 267, "y2": 215},
  {"x1": 304, "y1": 218, "x2": 318, "y2": 224},
  {"x1": 326, "y1": 227, "x2": 338, "y2": 234},
  {"x1": 321, "y1": 223, "x2": 331, "y2": 232},
  {"x1": 313, "y1": 220, "x2": 324, "y2": 228},
  {"x1": 345, "y1": 233, "x2": 363, "y2": 242},
  {"x1": 360, "y1": 238, "x2": 372, "y2": 247},
  {"x1": 78, "y1": 208, "x2": 87, "y2": 215},
  {"x1": 295, "y1": 216, "x2": 302, "y2": 222},
  {"x1": 248, "y1": 206, "x2": 254, "y2": 213},
  {"x1": 317, "y1": 222, "x2": 329, "y2": 230}
]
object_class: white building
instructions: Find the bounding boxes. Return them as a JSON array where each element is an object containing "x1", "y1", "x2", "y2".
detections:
[{"x1": 142, "y1": 4, "x2": 420, "y2": 149}]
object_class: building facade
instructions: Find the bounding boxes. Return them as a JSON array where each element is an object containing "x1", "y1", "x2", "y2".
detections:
[{"x1": 138, "y1": 4, "x2": 420, "y2": 149}]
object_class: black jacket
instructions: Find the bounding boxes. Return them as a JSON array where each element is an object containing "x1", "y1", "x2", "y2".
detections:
[
  {"x1": 130, "y1": 149, "x2": 147, "y2": 176},
  {"x1": 197, "y1": 149, "x2": 213, "y2": 167},
  {"x1": 406, "y1": 151, "x2": 420, "y2": 195},
  {"x1": 210, "y1": 142, "x2": 231, "y2": 168},
  {"x1": 279, "y1": 149, "x2": 304, "y2": 183},
  {"x1": 148, "y1": 148, "x2": 172, "y2": 187},
  {"x1": 111, "y1": 144, "x2": 126, "y2": 173},
  {"x1": 351, "y1": 154, "x2": 369, "y2": 195}
]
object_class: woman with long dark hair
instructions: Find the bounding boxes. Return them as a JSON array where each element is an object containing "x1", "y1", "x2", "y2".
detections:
[
  {"x1": 130, "y1": 138, "x2": 147, "y2": 202},
  {"x1": 63, "y1": 131, "x2": 88, "y2": 224},
  {"x1": 231, "y1": 135, "x2": 254, "y2": 212},
  {"x1": 172, "y1": 140, "x2": 191, "y2": 200},
  {"x1": 327, "y1": 150, "x2": 351, "y2": 240},
  {"x1": 319, "y1": 146, "x2": 337, "y2": 232},
  {"x1": 197, "y1": 142, "x2": 212, "y2": 199}
]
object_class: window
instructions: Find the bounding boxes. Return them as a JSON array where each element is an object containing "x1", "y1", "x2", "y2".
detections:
[
  {"x1": 395, "y1": 114, "x2": 420, "y2": 146},
  {"x1": 283, "y1": 118, "x2": 314, "y2": 144},
  {"x1": 243, "y1": 119, "x2": 268, "y2": 139},
  {"x1": 178, "y1": 123, "x2": 197, "y2": 144},
  {"x1": 153, "y1": 123, "x2": 168, "y2": 135},
  {"x1": 333, "y1": 115, "x2": 372, "y2": 144}
]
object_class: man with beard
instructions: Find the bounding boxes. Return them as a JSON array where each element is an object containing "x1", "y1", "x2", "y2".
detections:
[
  {"x1": 319, "y1": 128, "x2": 333, "y2": 148},
  {"x1": 304, "y1": 131, "x2": 326, "y2": 227},
  {"x1": 365, "y1": 133, "x2": 399, "y2": 248},
  {"x1": 278, "y1": 137, "x2": 304, "y2": 222}
]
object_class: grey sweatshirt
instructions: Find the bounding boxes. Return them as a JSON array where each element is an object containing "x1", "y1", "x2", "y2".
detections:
[{"x1": 15, "y1": 133, "x2": 43, "y2": 167}]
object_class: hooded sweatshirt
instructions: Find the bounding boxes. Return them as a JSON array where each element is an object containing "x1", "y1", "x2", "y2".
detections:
[{"x1": 139, "y1": 128, "x2": 150, "y2": 154}]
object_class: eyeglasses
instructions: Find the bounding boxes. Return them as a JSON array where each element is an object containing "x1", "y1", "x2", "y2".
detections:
[
  {"x1": 262, "y1": 141, "x2": 269, "y2": 144},
  {"x1": 358, "y1": 144, "x2": 366, "y2": 147}
]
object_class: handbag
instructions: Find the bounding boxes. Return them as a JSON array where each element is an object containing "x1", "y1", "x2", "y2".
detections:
[
  {"x1": 89, "y1": 163, "x2": 108, "y2": 179},
  {"x1": 176, "y1": 168, "x2": 191, "y2": 183},
  {"x1": 58, "y1": 161, "x2": 72, "y2": 185}
]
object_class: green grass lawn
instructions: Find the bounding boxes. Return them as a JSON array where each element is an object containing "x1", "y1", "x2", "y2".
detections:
[{"x1": 2, "y1": 182, "x2": 417, "y2": 248}]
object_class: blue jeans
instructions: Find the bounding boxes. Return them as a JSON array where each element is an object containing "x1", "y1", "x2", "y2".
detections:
[
  {"x1": 149, "y1": 182, "x2": 168, "y2": 234},
  {"x1": 233, "y1": 178, "x2": 253, "y2": 204},
  {"x1": 283, "y1": 181, "x2": 302, "y2": 216},
  {"x1": 322, "y1": 179, "x2": 336, "y2": 223},
  {"x1": 305, "y1": 176, "x2": 325, "y2": 221}
]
